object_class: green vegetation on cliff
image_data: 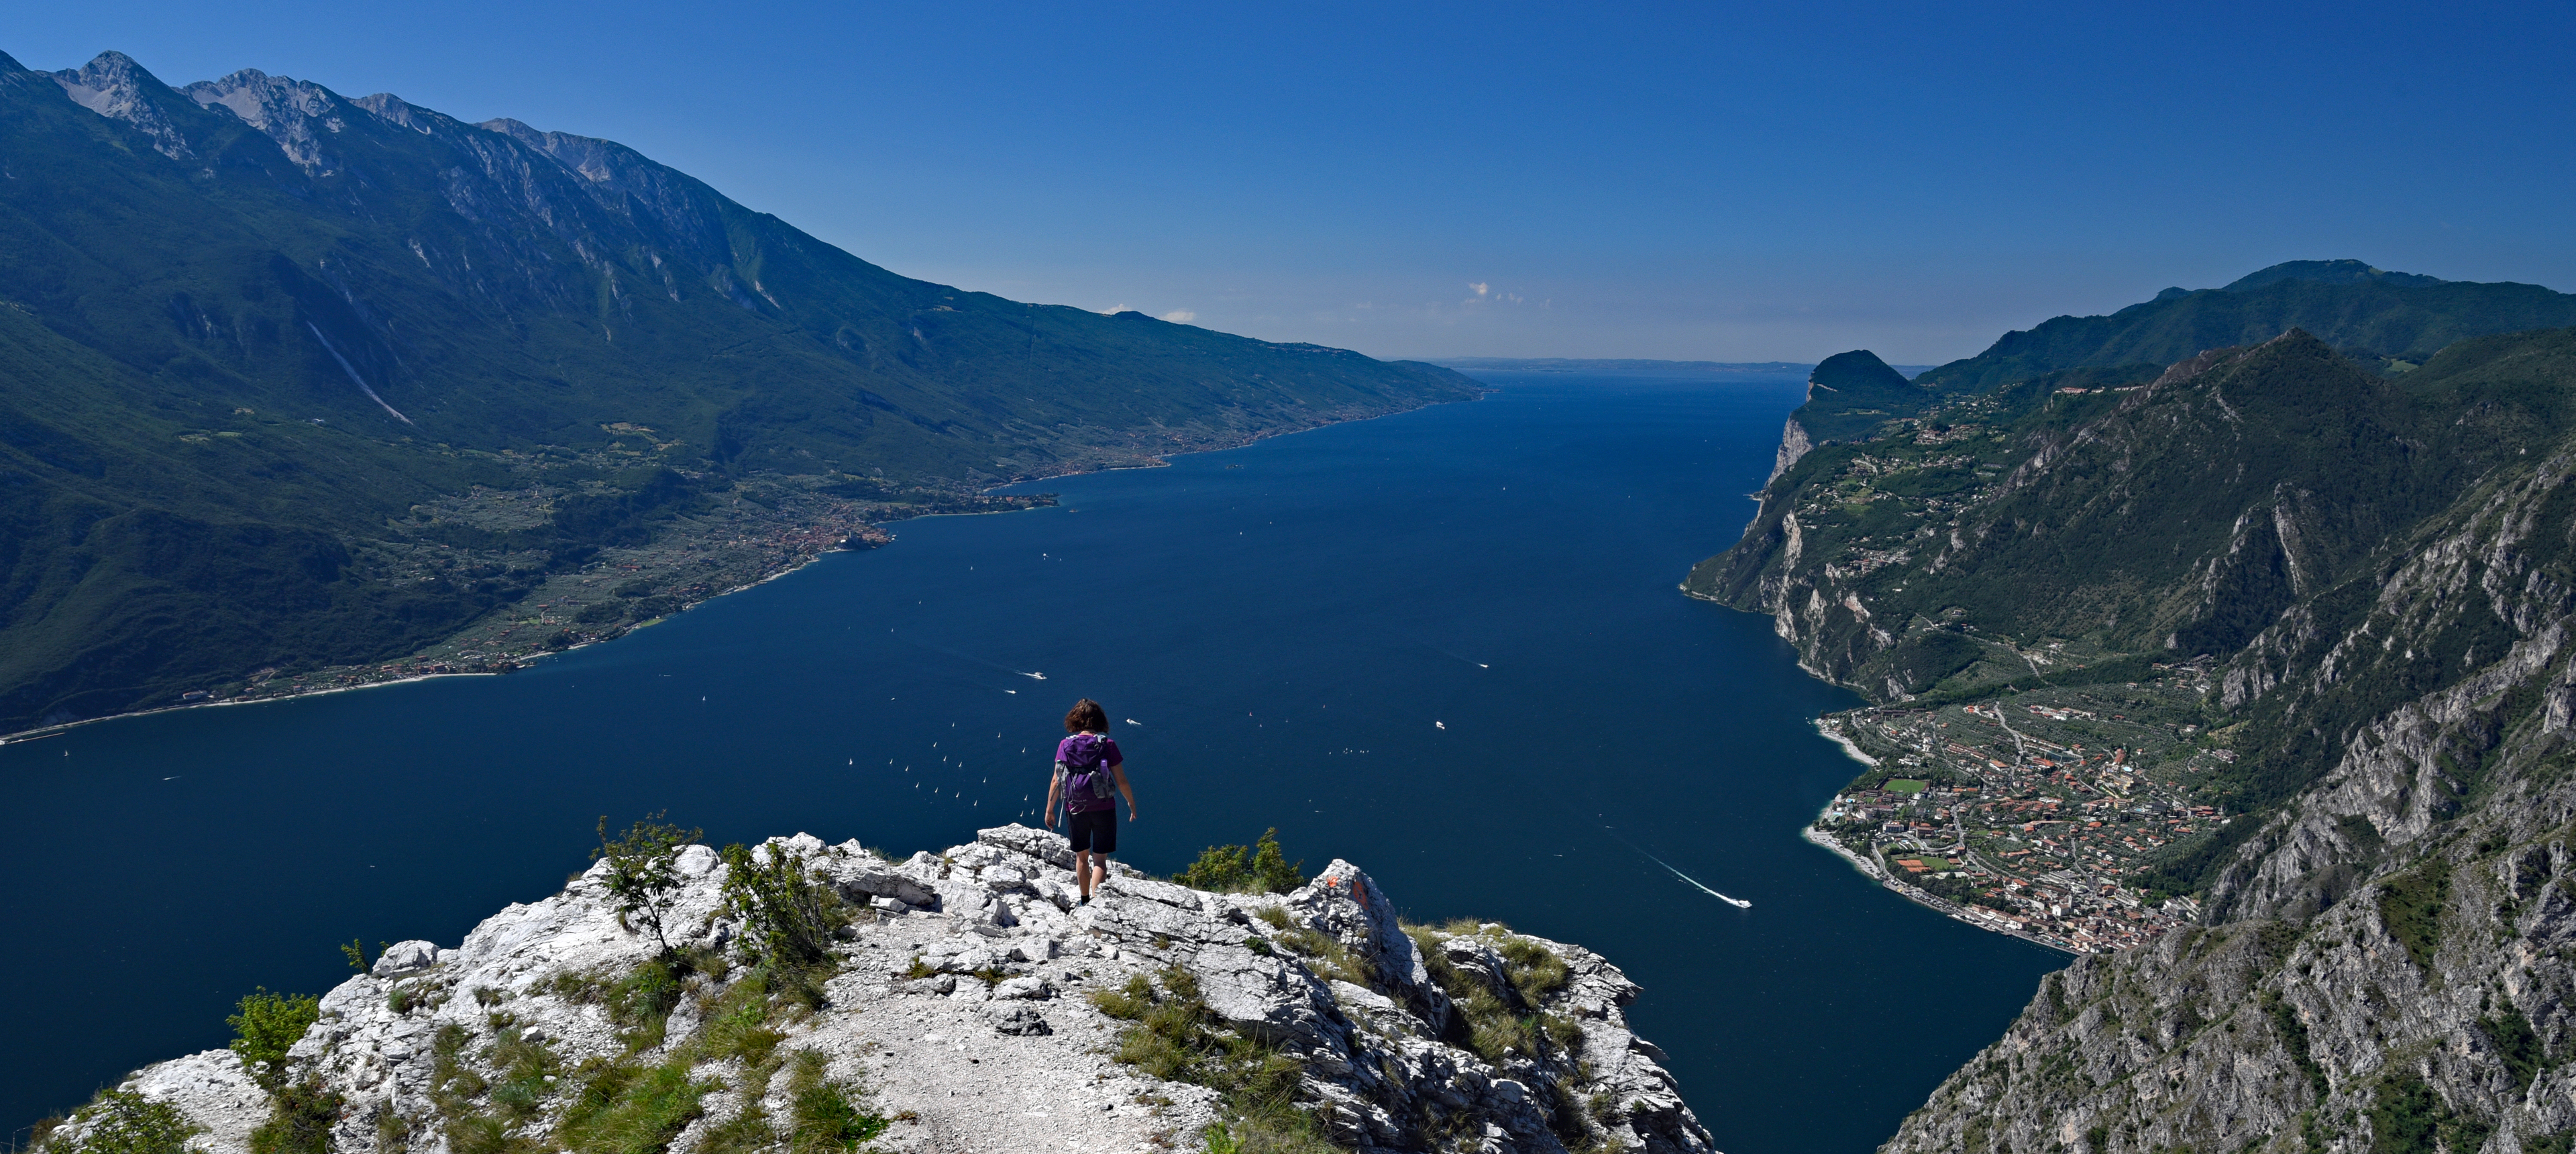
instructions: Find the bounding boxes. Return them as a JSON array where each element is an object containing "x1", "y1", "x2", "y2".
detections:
[
  {"x1": 1766, "y1": 260, "x2": 2576, "y2": 452},
  {"x1": 1697, "y1": 325, "x2": 2576, "y2": 801},
  {"x1": 1793, "y1": 350, "x2": 1935, "y2": 443}
]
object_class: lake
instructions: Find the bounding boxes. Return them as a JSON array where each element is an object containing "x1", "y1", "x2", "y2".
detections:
[{"x1": 0, "y1": 368, "x2": 2064, "y2": 1151}]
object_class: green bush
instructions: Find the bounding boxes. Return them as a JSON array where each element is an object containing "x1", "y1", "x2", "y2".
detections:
[
  {"x1": 248, "y1": 1080, "x2": 344, "y2": 1154},
  {"x1": 2379, "y1": 857, "x2": 2454, "y2": 972},
  {"x1": 49, "y1": 1090, "x2": 199, "y2": 1154},
  {"x1": 719, "y1": 841, "x2": 849, "y2": 974},
  {"x1": 593, "y1": 813, "x2": 702, "y2": 955},
  {"x1": 1177, "y1": 829, "x2": 1305, "y2": 894},
  {"x1": 227, "y1": 988, "x2": 321, "y2": 1090},
  {"x1": 480, "y1": 1027, "x2": 561, "y2": 1124}
]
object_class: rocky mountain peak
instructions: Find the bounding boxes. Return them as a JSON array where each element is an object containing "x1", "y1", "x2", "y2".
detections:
[
  {"x1": 180, "y1": 68, "x2": 346, "y2": 174},
  {"x1": 347, "y1": 91, "x2": 435, "y2": 134},
  {"x1": 51, "y1": 50, "x2": 192, "y2": 160}
]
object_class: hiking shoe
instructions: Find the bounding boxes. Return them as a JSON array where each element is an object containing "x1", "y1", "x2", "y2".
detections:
[{"x1": 1077, "y1": 893, "x2": 1091, "y2": 906}]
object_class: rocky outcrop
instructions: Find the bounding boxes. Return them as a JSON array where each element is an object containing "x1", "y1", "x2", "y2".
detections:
[
  {"x1": 89, "y1": 826, "x2": 1711, "y2": 1154},
  {"x1": 1882, "y1": 786, "x2": 2576, "y2": 1154},
  {"x1": 180, "y1": 70, "x2": 346, "y2": 173},
  {"x1": 50, "y1": 52, "x2": 194, "y2": 159},
  {"x1": 1766, "y1": 416, "x2": 1812, "y2": 485}
]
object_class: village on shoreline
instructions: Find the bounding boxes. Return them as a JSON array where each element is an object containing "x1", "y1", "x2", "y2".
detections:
[{"x1": 1799, "y1": 659, "x2": 2228, "y2": 955}]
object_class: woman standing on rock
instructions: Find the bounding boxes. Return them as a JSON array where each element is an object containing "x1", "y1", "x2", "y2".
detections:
[{"x1": 1046, "y1": 698, "x2": 1136, "y2": 905}]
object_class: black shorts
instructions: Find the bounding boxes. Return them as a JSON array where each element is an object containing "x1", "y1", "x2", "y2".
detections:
[{"x1": 1069, "y1": 808, "x2": 1118, "y2": 854}]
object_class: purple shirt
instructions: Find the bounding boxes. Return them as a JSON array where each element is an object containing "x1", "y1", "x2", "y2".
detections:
[{"x1": 1057, "y1": 733, "x2": 1123, "y2": 813}]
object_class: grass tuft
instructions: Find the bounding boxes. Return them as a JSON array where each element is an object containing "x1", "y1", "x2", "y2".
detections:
[
  {"x1": 1099, "y1": 967, "x2": 1334, "y2": 1153},
  {"x1": 785, "y1": 1051, "x2": 890, "y2": 1154},
  {"x1": 556, "y1": 1059, "x2": 708, "y2": 1154},
  {"x1": 1090, "y1": 974, "x2": 1157, "y2": 1020},
  {"x1": 248, "y1": 1080, "x2": 344, "y2": 1154}
]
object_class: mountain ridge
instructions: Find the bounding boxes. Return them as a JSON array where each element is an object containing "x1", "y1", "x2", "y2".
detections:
[
  {"x1": 0, "y1": 48, "x2": 1481, "y2": 734},
  {"x1": 1762, "y1": 262, "x2": 2576, "y2": 483}
]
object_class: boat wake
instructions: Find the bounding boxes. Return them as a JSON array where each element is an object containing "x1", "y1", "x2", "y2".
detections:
[
  {"x1": 893, "y1": 630, "x2": 1046, "y2": 684},
  {"x1": 1608, "y1": 827, "x2": 1751, "y2": 908},
  {"x1": 1429, "y1": 645, "x2": 1490, "y2": 670}
]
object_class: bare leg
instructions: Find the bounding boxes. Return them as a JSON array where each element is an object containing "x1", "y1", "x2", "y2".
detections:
[
  {"x1": 1074, "y1": 848, "x2": 1095, "y2": 901},
  {"x1": 1090, "y1": 856, "x2": 1112, "y2": 897}
]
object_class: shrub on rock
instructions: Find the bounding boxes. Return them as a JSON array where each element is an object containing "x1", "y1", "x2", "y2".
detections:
[{"x1": 227, "y1": 988, "x2": 320, "y2": 1091}]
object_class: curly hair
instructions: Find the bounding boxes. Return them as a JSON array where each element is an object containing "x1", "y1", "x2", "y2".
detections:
[{"x1": 1064, "y1": 698, "x2": 1109, "y2": 733}]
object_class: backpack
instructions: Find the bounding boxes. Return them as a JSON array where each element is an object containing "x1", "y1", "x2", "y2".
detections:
[{"x1": 1060, "y1": 733, "x2": 1116, "y2": 805}]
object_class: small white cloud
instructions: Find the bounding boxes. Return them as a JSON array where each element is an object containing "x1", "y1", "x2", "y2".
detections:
[
  {"x1": 1101, "y1": 303, "x2": 1132, "y2": 315},
  {"x1": 1469, "y1": 282, "x2": 1490, "y2": 297},
  {"x1": 1162, "y1": 309, "x2": 1196, "y2": 323}
]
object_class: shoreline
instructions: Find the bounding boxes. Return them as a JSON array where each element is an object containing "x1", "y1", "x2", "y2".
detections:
[
  {"x1": 0, "y1": 515, "x2": 879, "y2": 747},
  {"x1": 989, "y1": 385, "x2": 1496, "y2": 492},
  {"x1": 1800, "y1": 823, "x2": 2078, "y2": 957},
  {"x1": 0, "y1": 394, "x2": 1492, "y2": 747},
  {"x1": 1815, "y1": 717, "x2": 1880, "y2": 768}
]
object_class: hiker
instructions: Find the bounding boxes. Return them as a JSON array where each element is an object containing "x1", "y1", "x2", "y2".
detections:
[{"x1": 1044, "y1": 698, "x2": 1136, "y2": 905}]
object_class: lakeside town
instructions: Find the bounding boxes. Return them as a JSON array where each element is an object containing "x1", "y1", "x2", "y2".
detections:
[{"x1": 1804, "y1": 654, "x2": 2232, "y2": 954}]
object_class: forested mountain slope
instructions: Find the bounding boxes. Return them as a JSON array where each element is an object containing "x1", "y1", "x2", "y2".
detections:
[
  {"x1": 0, "y1": 50, "x2": 1479, "y2": 733},
  {"x1": 1878, "y1": 329, "x2": 2576, "y2": 1154},
  {"x1": 1688, "y1": 261, "x2": 2576, "y2": 1147},
  {"x1": 1764, "y1": 262, "x2": 2576, "y2": 482}
]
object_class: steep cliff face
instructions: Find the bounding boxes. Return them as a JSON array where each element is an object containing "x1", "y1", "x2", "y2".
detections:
[
  {"x1": 1862, "y1": 330, "x2": 2576, "y2": 1151},
  {"x1": 60, "y1": 827, "x2": 1710, "y2": 1154},
  {"x1": 1886, "y1": 746, "x2": 2576, "y2": 1153},
  {"x1": 1684, "y1": 310, "x2": 2576, "y2": 1149},
  {"x1": 1690, "y1": 330, "x2": 2576, "y2": 716}
]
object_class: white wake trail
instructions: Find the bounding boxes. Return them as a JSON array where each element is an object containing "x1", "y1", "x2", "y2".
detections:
[{"x1": 1609, "y1": 829, "x2": 1751, "y2": 908}]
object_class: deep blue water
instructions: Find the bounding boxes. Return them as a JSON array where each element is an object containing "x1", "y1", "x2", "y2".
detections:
[{"x1": 1, "y1": 370, "x2": 2063, "y2": 1151}]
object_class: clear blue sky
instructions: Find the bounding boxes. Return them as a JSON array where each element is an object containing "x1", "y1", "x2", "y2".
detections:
[{"x1": 13, "y1": 2, "x2": 2572, "y2": 363}]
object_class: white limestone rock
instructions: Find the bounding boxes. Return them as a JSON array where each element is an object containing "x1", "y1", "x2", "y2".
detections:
[
  {"x1": 102, "y1": 822, "x2": 1715, "y2": 1154},
  {"x1": 50, "y1": 52, "x2": 195, "y2": 160},
  {"x1": 370, "y1": 940, "x2": 439, "y2": 977}
]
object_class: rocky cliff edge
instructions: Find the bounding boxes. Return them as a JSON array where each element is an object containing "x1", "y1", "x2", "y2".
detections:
[{"x1": 79, "y1": 825, "x2": 1712, "y2": 1154}]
